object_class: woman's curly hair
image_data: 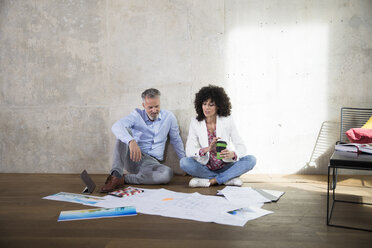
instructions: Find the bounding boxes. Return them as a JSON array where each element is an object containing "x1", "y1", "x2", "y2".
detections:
[{"x1": 194, "y1": 85, "x2": 232, "y2": 121}]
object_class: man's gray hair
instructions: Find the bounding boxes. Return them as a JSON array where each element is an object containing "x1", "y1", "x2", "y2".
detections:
[{"x1": 141, "y1": 88, "x2": 161, "y2": 101}]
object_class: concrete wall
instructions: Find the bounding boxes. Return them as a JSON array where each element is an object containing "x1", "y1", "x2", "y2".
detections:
[{"x1": 1, "y1": 0, "x2": 371, "y2": 174}]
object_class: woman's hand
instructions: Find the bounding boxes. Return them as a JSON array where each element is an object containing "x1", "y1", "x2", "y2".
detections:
[
  {"x1": 207, "y1": 137, "x2": 220, "y2": 152},
  {"x1": 219, "y1": 149, "x2": 236, "y2": 159}
]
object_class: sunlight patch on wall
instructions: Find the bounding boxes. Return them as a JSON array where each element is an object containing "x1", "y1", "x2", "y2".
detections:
[{"x1": 225, "y1": 25, "x2": 329, "y2": 173}]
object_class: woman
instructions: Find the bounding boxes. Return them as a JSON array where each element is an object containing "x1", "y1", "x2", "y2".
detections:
[{"x1": 180, "y1": 85, "x2": 256, "y2": 187}]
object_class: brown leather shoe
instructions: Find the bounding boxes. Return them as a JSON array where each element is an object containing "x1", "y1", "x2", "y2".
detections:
[{"x1": 100, "y1": 175, "x2": 125, "y2": 193}]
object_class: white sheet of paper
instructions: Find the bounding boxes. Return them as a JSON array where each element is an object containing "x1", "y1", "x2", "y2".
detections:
[
  {"x1": 217, "y1": 186, "x2": 272, "y2": 206},
  {"x1": 261, "y1": 189, "x2": 285, "y2": 199},
  {"x1": 141, "y1": 191, "x2": 240, "y2": 222},
  {"x1": 216, "y1": 204, "x2": 273, "y2": 226}
]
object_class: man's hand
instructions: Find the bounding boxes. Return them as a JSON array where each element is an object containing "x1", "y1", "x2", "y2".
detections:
[{"x1": 129, "y1": 140, "x2": 142, "y2": 162}]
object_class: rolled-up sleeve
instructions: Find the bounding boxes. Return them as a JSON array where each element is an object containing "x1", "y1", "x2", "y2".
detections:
[{"x1": 111, "y1": 112, "x2": 137, "y2": 144}]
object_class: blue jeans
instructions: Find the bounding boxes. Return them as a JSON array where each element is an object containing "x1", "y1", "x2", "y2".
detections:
[{"x1": 180, "y1": 155, "x2": 256, "y2": 185}]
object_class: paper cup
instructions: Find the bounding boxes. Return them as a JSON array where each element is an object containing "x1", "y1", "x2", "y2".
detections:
[{"x1": 216, "y1": 141, "x2": 227, "y2": 159}]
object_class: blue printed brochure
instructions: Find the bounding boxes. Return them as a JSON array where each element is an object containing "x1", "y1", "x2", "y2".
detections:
[{"x1": 58, "y1": 206, "x2": 137, "y2": 221}]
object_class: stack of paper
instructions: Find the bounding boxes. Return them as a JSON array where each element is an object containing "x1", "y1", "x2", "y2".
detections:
[{"x1": 335, "y1": 143, "x2": 372, "y2": 154}]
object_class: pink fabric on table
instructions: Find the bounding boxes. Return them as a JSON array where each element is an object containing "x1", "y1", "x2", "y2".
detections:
[{"x1": 345, "y1": 128, "x2": 372, "y2": 144}]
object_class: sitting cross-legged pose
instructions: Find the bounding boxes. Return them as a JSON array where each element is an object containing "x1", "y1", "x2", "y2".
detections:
[
  {"x1": 180, "y1": 85, "x2": 256, "y2": 187},
  {"x1": 100, "y1": 88, "x2": 185, "y2": 193}
]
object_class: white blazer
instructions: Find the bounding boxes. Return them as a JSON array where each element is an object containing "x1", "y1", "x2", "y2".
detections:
[{"x1": 185, "y1": 115, "x2": 246, "y2": 165}]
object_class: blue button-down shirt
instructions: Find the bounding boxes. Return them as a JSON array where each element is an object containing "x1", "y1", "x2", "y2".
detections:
[{"x1": 112, "y1": 108, "x2": 185, "y2": 161}]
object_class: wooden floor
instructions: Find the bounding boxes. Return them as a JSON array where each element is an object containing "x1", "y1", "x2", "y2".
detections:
[{"x1": 1, "y1": 173, "x2": 372, "y2": 248}]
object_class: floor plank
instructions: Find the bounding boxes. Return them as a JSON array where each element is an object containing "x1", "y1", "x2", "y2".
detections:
[{"x1": 0, "y1": 173, "x2": 371, "y2": 248}]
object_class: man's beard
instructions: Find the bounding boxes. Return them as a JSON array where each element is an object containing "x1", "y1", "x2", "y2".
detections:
[{"x1": 148, "y1": 113, "x2": 158, "y2": 121}]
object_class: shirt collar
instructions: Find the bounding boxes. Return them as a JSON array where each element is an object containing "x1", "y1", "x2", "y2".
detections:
[{"x1": 144, "y1": 110, "x2": 162, "y2": 123}]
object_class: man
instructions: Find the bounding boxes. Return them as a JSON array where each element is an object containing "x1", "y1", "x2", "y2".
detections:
[{"x1": 101, "y1": 88, "x2": 185, "y2": 192}]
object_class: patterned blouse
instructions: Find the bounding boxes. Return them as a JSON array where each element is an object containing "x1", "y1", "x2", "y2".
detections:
[{"x1": 199, "y1": 129, "x2": 225, "y2": 171}]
